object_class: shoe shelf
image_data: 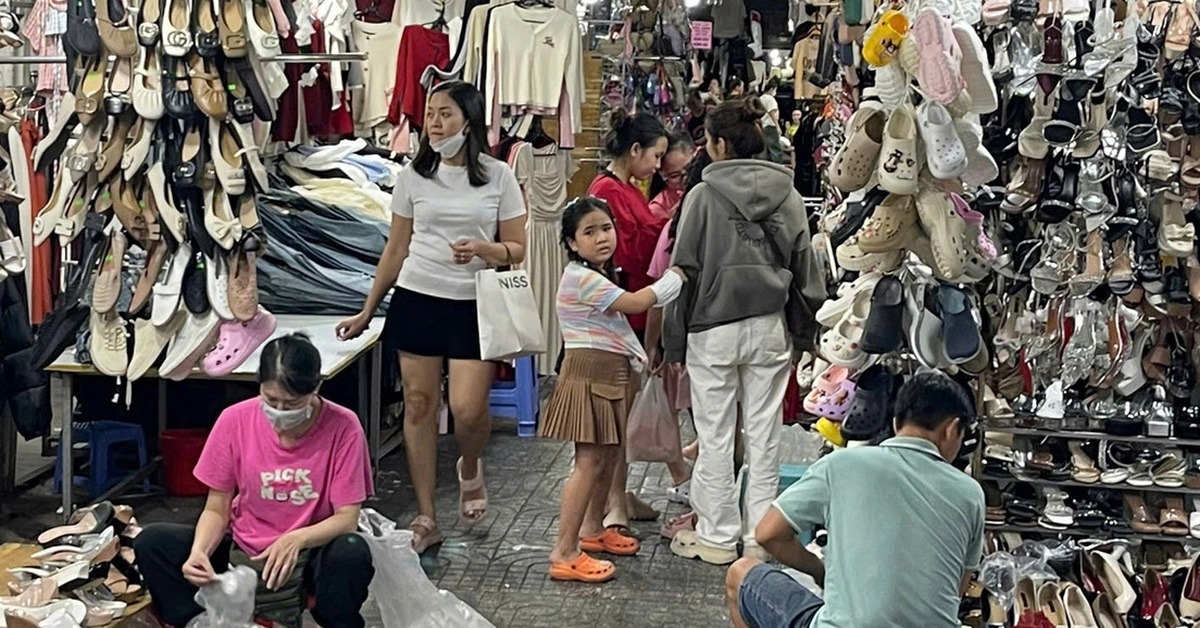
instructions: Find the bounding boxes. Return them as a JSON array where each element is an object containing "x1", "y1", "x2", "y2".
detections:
[
  {"x1": 985, "y1": 523, "x2": 1197, "y2": 544},
  {"x1": 981, "y1": 424, "x2": 1200, "y2": 449},
  {"x1": 981, "y1": 473, "x2": 1200, "y2": 496}
]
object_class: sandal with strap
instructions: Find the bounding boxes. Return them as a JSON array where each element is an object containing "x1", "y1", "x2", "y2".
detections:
[
  {"x1": 410, "y1": 515, "x2": 442, "y2": 554},
  {"x1": 580, "y1": 528, "x2": 640, "y2": 556},
  {"x1": 456, "y1": 457, "x2": 488, "y2": 525},
  {"x1": 548, "y1": 552, "x2": 615, "y2": 583}
]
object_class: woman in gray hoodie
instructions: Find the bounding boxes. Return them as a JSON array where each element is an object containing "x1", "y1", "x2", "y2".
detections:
[{"x1": 665, "y1": 97, "x2": 826, "y2": 566}]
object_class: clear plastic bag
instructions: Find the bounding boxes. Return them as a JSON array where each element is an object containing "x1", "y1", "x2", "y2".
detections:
[
  {"x1": 778, "y1": 424, "x2": 825, "y2": 465},
  {"x1": 357, "y1": 509, "x2": 495, "y2": 628},
  {"x1": 978, "y1": 553, "x2": 1017, "y2": 610},
  {"x1": 185, "y1": 566, "x2": 258, "y2": 628},
  {"x1": 626, "y1": 376, "x2": 682, "y2": 463}
]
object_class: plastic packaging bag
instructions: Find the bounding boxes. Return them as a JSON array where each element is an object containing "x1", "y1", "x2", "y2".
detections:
[
  {"x1": 778, "y1": 424, "x2": 825, "y2": 465},
  {"x1": 186, "y1": 566, "x2": 258, "y2": 628},
  {"x1": 357, "y1": 509, "x2": 495, "y2": 628},
  {"x1": 626, "y1": 376, "x2": 682, "y2": 462},
  {"x1": 979, "y1": 553, "x2": 1017, "y2": 611}
]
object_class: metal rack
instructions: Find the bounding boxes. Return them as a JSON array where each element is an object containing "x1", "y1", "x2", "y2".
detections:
[
  {"x1": 0, "y1": 52, "x2": 368, "y2": 64},
  {"x1": 982, "y1": 424, "x2": 1200, "y2": 449},
  {"x1": 979, "y1": 473, "x2": 1200, "y2": 496},
  {"x1": 986, "y1": 523, "x2": 1197, "y2": 544}
]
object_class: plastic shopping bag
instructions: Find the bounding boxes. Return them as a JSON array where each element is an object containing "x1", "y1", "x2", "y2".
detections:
[
  {"x1": 185, "y1": 566, "x2": 258, "y2": 628},
  {"x1": 475, "y1": 269, "x2": 545, "y2": 361},
  {"x1": 626, "y1": 376, "x2": 682, "y2": 462},
  {"x1": 357, "y1": 509, "x2": 495, "y2": 628}
]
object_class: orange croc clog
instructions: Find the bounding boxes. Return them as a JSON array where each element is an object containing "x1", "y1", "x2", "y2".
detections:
[
  {"x1": 863, "y1": 10, "x2": 910, "y2": 68},
  {"x1": 580, "y1": 528, "x2": 640, "y2": 556},
  {"x1": 549, "y1": 552, "x2": 615, "y2": 583}
]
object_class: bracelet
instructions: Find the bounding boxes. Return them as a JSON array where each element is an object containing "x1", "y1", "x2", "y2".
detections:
[{"x1": 500, "y1": 242, "x2": 512, "y2": 265}]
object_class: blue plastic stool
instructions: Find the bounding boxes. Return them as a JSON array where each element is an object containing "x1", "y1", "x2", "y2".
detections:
[
  {"x1": 54, "y1": 421, "x2": 150, "y2": 495},
  {"x1": 490, "y1": 356, "x2": 539, "y2": 437}
]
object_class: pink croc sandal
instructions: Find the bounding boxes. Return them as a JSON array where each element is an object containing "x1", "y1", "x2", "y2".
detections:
[
  {"x1": 912, "y1": 8, "x2": 963, "y2": 105},
  {"x1": 202, "y1": 307, "x2": 277, "y2": 376},
  {"x1": 814, "y1": 380, "x2": 857, "y2": 421}
]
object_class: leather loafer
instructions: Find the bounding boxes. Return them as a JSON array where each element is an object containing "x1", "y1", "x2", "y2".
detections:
[
  {"x1": 138, "y1": 0, "x2": 161, "y2": 45},
  {"x1": 194, "y1": 0, "x2": 220, "y2": 57},
  {"x1": 161, "y1": 0, "x2": 193, "y2": 56}
]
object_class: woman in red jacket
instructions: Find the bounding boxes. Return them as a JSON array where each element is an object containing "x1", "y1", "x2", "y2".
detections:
[{"x1": 587, "y1": 108, "x2": 670, "y2": 338}]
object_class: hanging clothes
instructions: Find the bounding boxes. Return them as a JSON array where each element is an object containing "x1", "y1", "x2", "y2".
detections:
[
  {"x1": 388, "y1": 25, "x2": 450, "y2": 131},
  {"x1": 18, "y1": 117, "x2": 54, "y2": 325},
  {"x1": 480, "y1": 3, "x2": 583, "y2": 145},
  {"x1": 510, "y1": 141, "x2": 575, "y2": 375},
  {"x1": 350, "y1": 21, "x2": 402, "y2": 136}
]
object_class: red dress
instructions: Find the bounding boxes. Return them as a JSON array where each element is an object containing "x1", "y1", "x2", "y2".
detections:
[{"x1": 587, "y1": 173, "x2": 666, "y2": 333}]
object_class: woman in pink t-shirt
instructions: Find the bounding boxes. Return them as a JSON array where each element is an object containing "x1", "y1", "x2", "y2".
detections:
[{"x1": 135, "y1": 334, "x2": 375, "y2": 628}]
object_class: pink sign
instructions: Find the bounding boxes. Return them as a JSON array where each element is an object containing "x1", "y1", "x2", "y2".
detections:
[{"x1": 691, "y1": 20, "x2": 712, "y2": 50}]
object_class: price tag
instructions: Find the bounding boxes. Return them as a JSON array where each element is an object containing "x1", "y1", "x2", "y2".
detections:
[{"x1": 691, "y1": 20, "x2": 713, "y2": 50}]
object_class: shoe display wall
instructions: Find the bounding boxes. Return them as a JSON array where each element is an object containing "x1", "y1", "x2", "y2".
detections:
[
  {"x1": 800, "y1": 0, "x2": 1200, "y2": 623},
  {"x1": 27, "y1": 0, "x2": 283, "y2": 380}
]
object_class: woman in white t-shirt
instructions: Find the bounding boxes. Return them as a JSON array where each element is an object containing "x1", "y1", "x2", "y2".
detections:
[{"x1": 337, "y1": 81, "x2": 527, "y2": 553}]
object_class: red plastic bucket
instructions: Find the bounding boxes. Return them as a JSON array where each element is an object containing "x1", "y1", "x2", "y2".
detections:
[{"x1": 160, "y1": 429, "x2": 210, "y2": 496}]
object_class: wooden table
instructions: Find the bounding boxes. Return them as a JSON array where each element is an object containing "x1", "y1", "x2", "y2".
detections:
[{"x1": 46, "y1": 315, "x2": 387, "y2": 521}]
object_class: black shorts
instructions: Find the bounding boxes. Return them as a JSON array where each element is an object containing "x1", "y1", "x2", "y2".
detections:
[{"x1": 382, "y1": 287, "x2": 482, "y2": 361}]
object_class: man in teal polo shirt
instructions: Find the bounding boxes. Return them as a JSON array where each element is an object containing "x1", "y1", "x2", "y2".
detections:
[{"x1": 726, "y1": 371, "x2": 985, "y2": 628}]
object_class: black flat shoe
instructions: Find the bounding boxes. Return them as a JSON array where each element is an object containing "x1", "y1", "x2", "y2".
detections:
[
  {"x1": 65, "y1": 0, "x2": 102, "y2": 57},
  {"x1": 182, "y1": 249, "x2": 210, "y2": 314},
  {"x1": 231, "y1": 57, "x2": 274, "y2": 122},
  {"x1": 163, "y1": 56, "x2": 196, "y2": 119},
  {"x1": 170, "y1": 121, "x2": 205, "y2": 188},
  {"x1": 194, "y1": 0, "x2": 221, "y2": 57},
  {"x1": 218, "y1": 59, "x2": 255, "y2": 124}
]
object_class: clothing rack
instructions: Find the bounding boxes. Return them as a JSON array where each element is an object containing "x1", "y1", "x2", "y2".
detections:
[{"x1": 0, "y1": 52, "x2": 368, "y2": 64}]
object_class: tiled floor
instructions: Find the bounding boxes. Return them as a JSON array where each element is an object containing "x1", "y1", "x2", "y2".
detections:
[{"x1": 1, "y1": 421, "x2": 732, "y2": 628}]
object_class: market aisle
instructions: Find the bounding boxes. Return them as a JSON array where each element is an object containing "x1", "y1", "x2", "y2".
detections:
[{"x1": 0, "y1": 421, "x2": 729, "y2": 628}]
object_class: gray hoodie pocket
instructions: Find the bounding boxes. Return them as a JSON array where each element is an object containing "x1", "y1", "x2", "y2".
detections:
[{"x1": 699, "y1": 264, "x2": 790, "y2": 324}]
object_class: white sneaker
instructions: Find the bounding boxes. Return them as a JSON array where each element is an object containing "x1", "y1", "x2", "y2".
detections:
[
  {"x1": 668, "y1": 479, "x2": 691, "y2": 505},
  {"x1": 1037, "y1": 380, "x2": 1066, "y2": 420},
  {"x1": 160, "y1": 309, "x2": 221, "y2": 380},
  {"x1": 89, "y1": 310, "x2": 129, "y2": 377},
  {"x1": 877, "y1": 105, "x2": 920, "y2": 195},
  {"x1": 128, "y1": 312, "x2": 185, "y2": 381},
  {"x1": 207, "y1": 254, "x2": 235, "y2": 320},
  {"x1": 917, "y1": 100, "x2": 968, "y2": 179}
]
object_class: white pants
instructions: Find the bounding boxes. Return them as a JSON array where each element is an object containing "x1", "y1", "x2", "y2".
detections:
[{"x1": 686, "y1": 313, "x2": 791, "y2": 550}]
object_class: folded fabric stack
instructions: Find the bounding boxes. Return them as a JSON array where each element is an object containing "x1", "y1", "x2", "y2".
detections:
[
  {"x1": 4, "y1": 502, "x2": 144, "y2": 628},
  {"x1": 256, "y1": 187, "x2": 389, "y2": 316}
]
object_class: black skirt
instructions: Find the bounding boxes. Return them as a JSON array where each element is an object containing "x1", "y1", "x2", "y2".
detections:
[{"x1": 383, "y1": 287, "x2": 482, "y2": 361}]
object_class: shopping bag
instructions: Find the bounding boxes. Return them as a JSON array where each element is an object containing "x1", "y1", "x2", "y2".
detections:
[
  {"x1": 357, "y1": 509, "x2": 495, "y2": 628},
  {"x1": 626, "y1": 376, "x2": 682, "y2": 462},
  {"x1": 662, "y1": 363, "x2": 691, "y2": 412},
  {"x1": 475, "y1": 269, "x2": 545, "y2": 361},
  {"x1": 186, "y1": 566, "x2": 258, "y2": 628}
]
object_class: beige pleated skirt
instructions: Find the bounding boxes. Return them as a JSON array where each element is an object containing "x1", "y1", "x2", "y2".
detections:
[{"x1": 539, "y1": 349, "x2": 637, "y2": 445}]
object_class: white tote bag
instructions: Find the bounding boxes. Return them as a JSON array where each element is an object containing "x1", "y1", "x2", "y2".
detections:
[{"x1": 475, "y1": 269, "x2": 545, "y2": 360}]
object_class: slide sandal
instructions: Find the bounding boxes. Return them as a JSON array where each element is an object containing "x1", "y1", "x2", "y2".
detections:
[
  {"x1": 548, "y1": 553, "x2": 614, "y2": 583},
  {"x1": 580, "y1": 529, "x2": 640, "y2": 557},
  {"x1": 37, "y1": 503, "x2": 114, "y2": 547},
  {"x1": 456, "y1": 458, "x2": 488, "y2": 526}
]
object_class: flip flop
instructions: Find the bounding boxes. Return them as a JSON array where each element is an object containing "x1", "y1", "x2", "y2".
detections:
[
  {"x1": 548, "y1": 552, "x2": 614, "y2": 583},
  {"x1": 456, "y1": 457, "x2": 488, "y2": 525},
  {"x1": 580, "y1": 528, "x2": 640, "y2": 556}
]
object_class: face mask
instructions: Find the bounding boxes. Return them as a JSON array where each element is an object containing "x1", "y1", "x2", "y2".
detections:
[
  {"x1": 430, "y1": 129, "x2": 468, "y2": 158},
  {"x1": 261, "y1": 397, "x2": 313, "y2": 432}
]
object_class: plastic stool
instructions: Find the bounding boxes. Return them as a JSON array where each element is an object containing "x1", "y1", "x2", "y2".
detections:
[
  {"x1": 489, "y1": 356, "x2": 539, "y2": 437},
  {"x1": 54, "y1": 421, "x2": 150, "y2": 495}
]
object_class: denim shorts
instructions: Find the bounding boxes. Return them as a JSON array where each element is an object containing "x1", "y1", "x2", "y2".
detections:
[{"x1": 739, "y1": 563, "x2": 825, "y2": 628}]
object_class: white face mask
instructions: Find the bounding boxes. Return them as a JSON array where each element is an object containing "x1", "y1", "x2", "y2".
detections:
[
  {"x1": 430, "y1": 129, "x2": 468, "y2": 158},
  {"x1": 261, "y1": 397, "x2": 313, "y2": 432}
]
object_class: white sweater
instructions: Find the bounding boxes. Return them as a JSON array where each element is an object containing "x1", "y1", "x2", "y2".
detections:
[{"x1": 482, "y1": 4, "x2": 584, "y2": 131}]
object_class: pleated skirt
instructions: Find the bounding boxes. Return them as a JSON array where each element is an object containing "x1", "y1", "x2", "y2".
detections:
[{"x1": 538, "y1": 349, "x2": 636, "y2": 445}]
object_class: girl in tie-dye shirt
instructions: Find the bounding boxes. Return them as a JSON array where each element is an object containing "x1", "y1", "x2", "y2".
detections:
[{"x1": 538, "y1": 197, "x2": 684, "y2": 583}]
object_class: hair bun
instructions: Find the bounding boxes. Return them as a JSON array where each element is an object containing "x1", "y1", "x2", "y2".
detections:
[
  {"x1": 608, "y1": 107, "x2": 631, "y2": 131},
  {"x1": 739, "y1": 96, "x2": 767, "y2": 122}
]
